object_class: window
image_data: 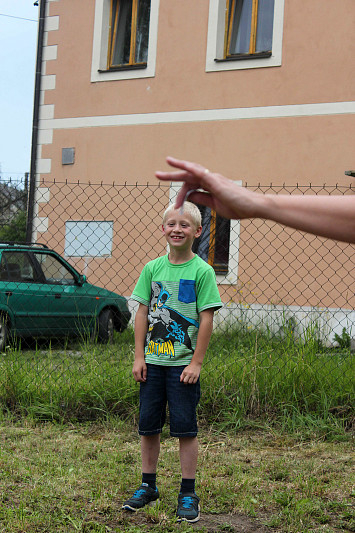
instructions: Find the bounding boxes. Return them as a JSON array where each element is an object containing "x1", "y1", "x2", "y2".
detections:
[
  {"x1": 224, "y1": 0, "x2": 274, "y2": 60},
  {"x1": 65, "y1": 221, "x2": 113, "y2": 257},
  {"x1": 34, "y1": 253, "x2": 76, "y2": 285},
  {"x1": 192, "y1": 206, "x2": 230, "y2": 275},
  {"x1": 91, "y1": 0, "x2": 159, "y2": 82},
  {"x1": 0, "y1": 252, "x2": 37, "y2": 282},
  {"x1": 206, "y1": 0, "x2": 284, "y2": 72},
  {"x1": 107, "y1": 0, "x2": 151, "y2": 70}
]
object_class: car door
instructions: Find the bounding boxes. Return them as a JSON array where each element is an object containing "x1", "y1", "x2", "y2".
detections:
[
  {"x1": 32, "y1": 252, "x2": 99, "y2": 335},
  {"x1": 0, "y1": 250, "x2": 51, "y2": 335}
]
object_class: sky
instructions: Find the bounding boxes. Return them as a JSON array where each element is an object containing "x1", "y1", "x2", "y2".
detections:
[{"x1": 0, "y1": 0, "x2": 38, "y2": 183}]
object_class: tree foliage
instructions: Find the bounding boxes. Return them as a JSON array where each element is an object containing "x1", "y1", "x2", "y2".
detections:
[{"x1": 0, "y1": 181, "x2": 27, "y2": 242}]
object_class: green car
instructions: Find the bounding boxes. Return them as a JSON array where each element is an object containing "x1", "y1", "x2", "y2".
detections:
[{"x1": 0, "y1": 242, "x2": 131, "y2": 350}]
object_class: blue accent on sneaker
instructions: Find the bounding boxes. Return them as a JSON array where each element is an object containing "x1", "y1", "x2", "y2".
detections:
[
  {"x1": 176, "y1": 492, "x2": 200, "y2": 523},
  {"x1": 122, "y1": 483, "x2": 159, "y2": 511}
]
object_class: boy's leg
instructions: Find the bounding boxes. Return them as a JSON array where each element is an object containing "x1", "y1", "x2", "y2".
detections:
[
  {"x1": 176, "y1": 437, "x2": 200, "y2": 523},
  {"x1": 179, "y1": 436, "x2": 198, "y2": 479},
  {"x1": 166, "y1": 366, "x2": 201, "y2": 523},
  {"x1": 123, "y1": 364, "x2": 166, "y2": 512},
  {"x1": 142, "y1": 434, "x2": 160, "y2": 475},
  {"x1": 122, "y1": 435, "x2": 161, "y2": 511}
]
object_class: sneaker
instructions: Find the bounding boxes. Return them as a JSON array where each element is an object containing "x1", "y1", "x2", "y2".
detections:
[
  {"x1": 122, "y1": 483, "x2": 159, "y2": 511},
  {"x1": 176, "y1": 492, "x2": 200, "y2": 523}
]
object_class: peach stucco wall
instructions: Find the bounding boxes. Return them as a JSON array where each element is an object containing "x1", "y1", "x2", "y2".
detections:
[
  {"x1": 39, "y1": 0, "x2": 355, "y2": 185},
  {"x1": 44, "y1": 0, "x2": 354, "y2": 115},
  {"x1": 34, "y1": 0, "x2": 355, "y2": 311},
  {"x1": 41, "y1": 113, "x2": 354, "y2": 185}
]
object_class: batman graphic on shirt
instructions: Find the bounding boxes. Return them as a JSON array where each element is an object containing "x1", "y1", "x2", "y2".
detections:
[{"x1": 146, "y1": 282, "x2": 199, "y2": 357}]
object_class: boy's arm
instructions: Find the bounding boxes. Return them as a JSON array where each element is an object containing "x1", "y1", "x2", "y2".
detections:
[
  {"x1": 132, "y1": 303, "x2": 149, "y2": 382},
  {"x1": 180, "y1": 308, "x2": 215, "y2": 384}
]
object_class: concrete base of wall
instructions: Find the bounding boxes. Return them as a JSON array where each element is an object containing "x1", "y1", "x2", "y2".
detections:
[{"x1": 127, "y1": 299, "x2": 355, "y2": 348}]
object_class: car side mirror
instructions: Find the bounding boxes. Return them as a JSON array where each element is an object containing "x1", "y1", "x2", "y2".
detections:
[{"x1": 77, "y1": 274, "x2": 86, "y2": 286}]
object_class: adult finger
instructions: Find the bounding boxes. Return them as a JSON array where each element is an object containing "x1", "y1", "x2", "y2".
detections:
[{"x1": 166, "y1": 156, "x2": 207, "y2": 178}]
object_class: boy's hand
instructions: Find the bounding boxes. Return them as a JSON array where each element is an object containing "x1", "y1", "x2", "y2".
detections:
[
  {"x1": 132, "y1": 360, "x2": 147, "y2": 382},
  {"x1": 180, "y1": 363, "x2": 201, "y2": 384}
]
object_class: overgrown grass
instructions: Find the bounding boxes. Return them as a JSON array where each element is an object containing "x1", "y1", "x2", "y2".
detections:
[
  {"x1": 0, "y1": 325, "x2": 353, "y2": 438},
  {"x1": 203, "y1": 326, "x2": 354, "y2": 438},
  {"x1": 0, "y1": 326, "x2": 353, "y2": 532}
]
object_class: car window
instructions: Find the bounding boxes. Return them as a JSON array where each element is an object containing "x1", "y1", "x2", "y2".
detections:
[
  {"x1": 0, "y1": 251, "x2": 37, "y2": 282},
  {"x1": 34, "y1": 252, "x2": 76, "y2": 285}
]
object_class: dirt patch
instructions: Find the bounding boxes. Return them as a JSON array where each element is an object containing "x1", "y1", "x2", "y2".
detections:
[
  {"x1": 197, "y1": 513, "x2": 270, "y2": 532},
  {"x1": 114, "y1": 511, "x2": 272, "y2": 532}
]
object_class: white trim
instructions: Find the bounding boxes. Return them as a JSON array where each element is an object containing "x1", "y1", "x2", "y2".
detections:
[
  {"x1": 39, "y1": 104, "x2": 55, "y2": 121},
  {"x1": 91, "y1": 0, "x2": 160, "y2": 82},
  {"x1": 206, "y1": 0, "x2": 285, "y2": 72},
  {"x1": 33, "y1": 7, "x2": 59, "y2": 243},
  {"x1": 39, "y1": 101, "x2": 355, "y2": 131},
  {"x1": 37, "y1": 188, "x2": 51, "y2": 203},
  {"x1": 41, "y1": 74, "x2": 56, "y2": 91},
  {"x1": 33, "y1": 217, "x2": 49, "y2": 233},
  {"x1": 38, "y1": 129, "x2": 53, "y2": 145},
  {"x1": 43, "y1": 45, "x2": 58, "y2": 62},
  {"x1": 37, "y1": 159, "x2": 51, "y2": 174},
  {"x1": 44, "y1": 15, "x2": 59, "y2": 32},
  {"x1": 221, "y1": 218, "x2": 240, "y2": 285}
]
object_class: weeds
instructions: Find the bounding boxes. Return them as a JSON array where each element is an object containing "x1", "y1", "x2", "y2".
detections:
[
  {"x1": 333, "y1": 327, "x2": 352, "y2": 349},
  {"x1": 0, "y1": 325, "x2": 353, "y2": 436},
  {"x1": 0, "y1": 323, "x2": 353, "y2": 532}
]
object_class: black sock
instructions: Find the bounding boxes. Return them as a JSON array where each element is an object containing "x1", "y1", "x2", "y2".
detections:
[
  {"x1": 180, "y1": 478, "x2": 195, "y2": 494},
  {"x1": 142, "y1": 473, "x2": 157, "y2": 489}
]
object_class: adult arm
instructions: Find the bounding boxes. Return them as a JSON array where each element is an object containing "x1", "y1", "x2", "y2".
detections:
[
  {"x1": 132, "y1": 303, "x2": 148, "y2": 382},
  {"x1": 180, "y1": 308, "x2": 215, "y2": 385},
  {"x1": 156, "y1": 156, "x2": 355, "y2": 244}
]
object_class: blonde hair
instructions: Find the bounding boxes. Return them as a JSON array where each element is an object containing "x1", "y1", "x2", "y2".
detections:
[{"x1": 163, "y1": 201, "x2": 202, "y2": 228}]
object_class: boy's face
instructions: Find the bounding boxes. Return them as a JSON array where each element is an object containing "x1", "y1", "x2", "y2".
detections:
[{"x1": 162, "y1": 209, "x2": 202, "y2": 252}]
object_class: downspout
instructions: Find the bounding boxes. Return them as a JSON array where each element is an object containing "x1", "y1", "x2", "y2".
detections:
[{"x1": 26, "y1": 0, "x2": 47, "y2": 243}]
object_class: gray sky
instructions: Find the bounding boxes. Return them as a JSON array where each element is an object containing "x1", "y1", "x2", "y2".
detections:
[{"x1": 0, "y1": 0, "x2": 38, "y2": 182}]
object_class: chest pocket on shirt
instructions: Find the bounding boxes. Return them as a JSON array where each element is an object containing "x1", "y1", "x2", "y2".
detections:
[{"x1": 178, "y1": 279, "x2": 196, "y2": 304}]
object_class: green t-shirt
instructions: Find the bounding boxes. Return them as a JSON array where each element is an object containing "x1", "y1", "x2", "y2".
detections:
[{"x1": 131, "y1": 254, "x2": 222, "y2": 366}]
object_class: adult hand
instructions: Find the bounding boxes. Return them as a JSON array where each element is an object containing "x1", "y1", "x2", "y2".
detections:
[{"x1": 156, "y1": 156, "x2": 260, "y2": 221}]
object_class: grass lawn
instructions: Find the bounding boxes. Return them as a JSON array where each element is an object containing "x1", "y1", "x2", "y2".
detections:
[
  {"x1": 0, "y1": 326, "x2": 353, "y2": 531},
  {"x1": 0, "y1": 417, "x2": 353, "y2": 533}
]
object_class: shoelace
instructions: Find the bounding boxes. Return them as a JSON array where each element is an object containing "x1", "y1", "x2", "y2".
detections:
[
  {"x1": 181, "y1": 496, "x2": 194, "y2": 509},
  {"x1": 133, "y1": 488, "x2": 147, "y2": 498}
]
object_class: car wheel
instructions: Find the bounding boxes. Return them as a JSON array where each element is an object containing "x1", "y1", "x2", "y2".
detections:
[
  {"x1": 0, "y1": 316, "x2": 9, "y2": 352},
  {"x1": 97, "y1": 309, "x2": 115, "y2": 343}
]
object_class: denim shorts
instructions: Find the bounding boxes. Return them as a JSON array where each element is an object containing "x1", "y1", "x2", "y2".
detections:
[{"x1": 139, "y1": 363, "x2": 201, "y2": 438}]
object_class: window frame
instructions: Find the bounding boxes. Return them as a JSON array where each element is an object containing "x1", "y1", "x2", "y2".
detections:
[
  {"x1": 107, "y1": 0, "x2": 151, "y2": 71},
  {"x1": 91, "y1": 0, "x2": 159, "y2": 82},
  {"x1": 205, "y1": 0, "x2": 285, "y2": 73},
  {"x1": 192, "y1": 205, "x2": 231, "y2": 276},
  {"x1": 223, "y1": 0, "x2": 274, "y2": 61}
]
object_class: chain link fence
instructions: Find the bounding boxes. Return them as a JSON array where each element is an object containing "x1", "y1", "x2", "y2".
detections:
[
  {"x1": 0, "y1": 178, "x2": 353, "y2": 419},
  {"x1": 32, "y1": 179, "x2": 355, "y2": 338}
]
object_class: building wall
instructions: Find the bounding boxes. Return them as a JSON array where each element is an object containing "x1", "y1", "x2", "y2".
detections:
[
  {"x1": 34, "y1": 0, "x2": 355, "y2": 318},
  {"x1": 38, "y1": 0, "x2": 355, "y2": 185}
]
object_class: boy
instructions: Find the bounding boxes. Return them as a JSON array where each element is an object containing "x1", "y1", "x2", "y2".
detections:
[{"x1": 122, "y1": 202, "x2": 222, "y2": 522}]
